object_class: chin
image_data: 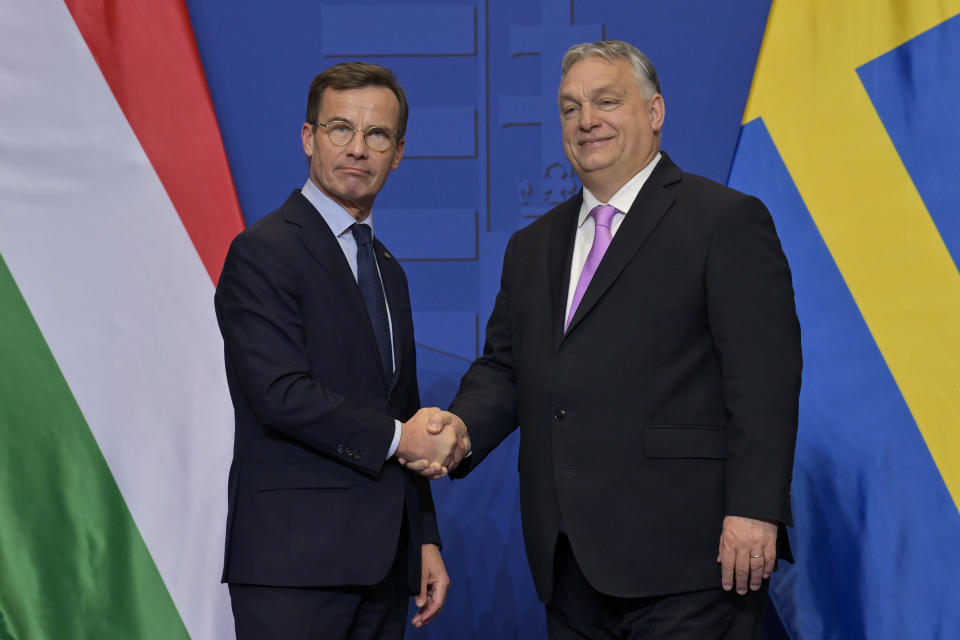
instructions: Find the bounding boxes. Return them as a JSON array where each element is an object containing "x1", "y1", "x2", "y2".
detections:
[
  {"x1": 333, "y1": 181, "x2": 369, "y2": 197},
  {"x1": 575, "y1": 159, "x2": 613, "y2": 175}
]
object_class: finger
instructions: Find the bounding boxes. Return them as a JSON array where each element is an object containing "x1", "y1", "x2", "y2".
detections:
[
  {"x1": 440, "y1": 450, "x2": 454, "y2": 472},
  {"x1": 426, "y1": 411, "x2": 450, "y2": 434},
  {"x1": 411, "y1": 569, "x2": 430, "y2": 627},
  {"x1": 748, "y1": 551, "x2": 765, "y2": 591},
  {"x1": 449, "y1": 447, "x2": 464, "y2": 470},
  {"x1": 719, "y1": 544, "x2": 736, "y2": 591},
  {"x1": 439, "y1": 431, "x2": 458, "y2": 469},
  {"x1": 411, "y1": 591, "x2": 429, "y2": 627},
  {"x1": 420, "y1": 464, "x2": 447, "y2": 478},
  {"x1": 411, "y1": 600, "x2": 428, "y2": 627},
  {"x1": 418, "y1": 574, "x2": 449, "y2": 625},
  {"x1": 415, "y1": 569, "x2": 428, "y2": 609},
  {"x1": 403, "y1": 459, "x2": 430, "y2": 472},
  {"x1": 421, "y1": 463, "x2": 448, "y2": 480},
  {"x1": 453, "y1": 435, "x2": 469, "y2": 466},
  {"x1": 734, "y1": 547, "x2": 750, "y2": 595},
  {"x1": 444, "y1": 447, "x2": 458, "y2": 471},
  {"x1": 762, "y1": 540, "x2": 777, "y2": 579}
]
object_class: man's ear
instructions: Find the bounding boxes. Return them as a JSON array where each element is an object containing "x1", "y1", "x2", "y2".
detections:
[
  {"x1": 390, "y1": 138, "x2": 405, "y2": 170},
  {"x1": 648, "y1": 93, "x2": 665, "y2": 133},
  {"x1": 301, "y1": 122, "x2": 315, "y2": 157}
]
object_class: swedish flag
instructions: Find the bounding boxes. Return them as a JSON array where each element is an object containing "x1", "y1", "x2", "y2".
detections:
[{"x1": 728, "y1": 2, "x2": 960, "y2": 637}]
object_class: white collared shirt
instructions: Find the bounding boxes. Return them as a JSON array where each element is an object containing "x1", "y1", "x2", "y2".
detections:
[{"x1": 564, "y1": 152, "x2": 662, "y2": 320}]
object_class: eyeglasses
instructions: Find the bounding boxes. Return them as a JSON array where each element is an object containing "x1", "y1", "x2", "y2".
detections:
[{"x1": 314, "y1": 120, "x2": 398, "y2": 152}]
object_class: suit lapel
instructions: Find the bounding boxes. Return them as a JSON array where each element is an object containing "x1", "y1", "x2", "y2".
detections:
[
  {"x1": 562, "y1": 154, "x2": 682, "y2": 339},
  {"x1": 373, "y1": 239, "x2": 405, "y2": 394},
  {"x1": 548, "y1": 194, "x2": 583, "y2": 348},
  {"x1": 281, "y1": 191, "x2": 387, "y2": 381}
]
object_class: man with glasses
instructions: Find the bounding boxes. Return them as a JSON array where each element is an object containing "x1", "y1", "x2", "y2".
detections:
[{"x1": 215, "y1": 62, "x2": 462, "y2": 639}]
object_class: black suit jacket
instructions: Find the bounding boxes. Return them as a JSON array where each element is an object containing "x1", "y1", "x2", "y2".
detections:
[
  {"x1": 215, "y1": 190, "x2": 439, "y2": 592},
  {"x1": 450, "y1": 152, "x2": 801, "y2": 602}
]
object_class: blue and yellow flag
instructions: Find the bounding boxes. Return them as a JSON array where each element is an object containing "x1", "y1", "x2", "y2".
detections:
[{"x1": 728, "y1": 2, "x2": 960, "y2": 637}]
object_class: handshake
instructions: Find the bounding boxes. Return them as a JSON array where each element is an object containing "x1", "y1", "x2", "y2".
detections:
[{"x1": 396, "y1": 408, "x2": 471, "y2": 479}]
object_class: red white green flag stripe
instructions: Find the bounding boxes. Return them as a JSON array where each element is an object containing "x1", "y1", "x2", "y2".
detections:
[{"x1": 0, "y1": 0, "x2": 244, "y2": 637}]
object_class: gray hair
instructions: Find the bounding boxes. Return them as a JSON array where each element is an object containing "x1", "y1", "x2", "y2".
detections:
[{"x1": 560, "y1": 40, "x2": 661, "y2": 97}]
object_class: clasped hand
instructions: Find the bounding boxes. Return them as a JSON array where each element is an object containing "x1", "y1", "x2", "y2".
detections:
[{"x1": 396, "y1": 408, "x2": 470, "y2": 479}]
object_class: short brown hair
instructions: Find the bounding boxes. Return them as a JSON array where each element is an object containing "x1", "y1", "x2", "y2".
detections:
[{"x1": 305, "y1": 62, "x2": 409, "y2": 139}]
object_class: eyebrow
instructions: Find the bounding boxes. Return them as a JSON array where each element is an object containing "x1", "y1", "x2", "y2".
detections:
[
  {"x1": 322, "y1": 116, "x2": 394, "y2": 132},
  {"x1": 557, "y1": 84, "x2": 626, "y2": 103}
]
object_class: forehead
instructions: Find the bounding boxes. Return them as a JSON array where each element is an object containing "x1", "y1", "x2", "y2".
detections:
[
  {"x1": 558, "y1": 56, "x2": 636, "y2": 100},
  {"x1": 318, "y1": 86, "x2": 400, "y2": 122}
]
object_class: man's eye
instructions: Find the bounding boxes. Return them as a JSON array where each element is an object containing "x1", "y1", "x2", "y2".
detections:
[
  {"x1": 331, "y1": 124, "x2": 352, "y2": 135},
  {"x1": 598, "y1": 99, "x2": 620, "y2": 109},
  {"x1": 366, "y1": 128, "x2": 390, "y2": 141},
  {"x1": 561, "y1": 105, "x2": 579, "y2": 117}
]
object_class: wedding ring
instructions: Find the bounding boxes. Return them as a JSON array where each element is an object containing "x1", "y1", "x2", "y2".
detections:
[{"x1": 750, "y1": 554, "x2": 763, "y2": 559}]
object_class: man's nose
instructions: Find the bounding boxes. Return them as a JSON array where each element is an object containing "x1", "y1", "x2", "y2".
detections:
[
  {"x1": 345, "y1": 130, "x2": 367, "y2": 156},
  {"x1": 579, "y1": 104, "x2": 600, "y2": 130}
]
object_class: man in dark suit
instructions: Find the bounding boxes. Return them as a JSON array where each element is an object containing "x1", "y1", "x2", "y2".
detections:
[
  {"x1": 215, "y1": 62, "x2": 463, "y2": 639},
  {"x1": 417, "y1": 40, "x2": 801, "y2": 638}
]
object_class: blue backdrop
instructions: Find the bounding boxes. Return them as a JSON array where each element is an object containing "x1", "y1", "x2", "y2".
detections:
[{"x1": 184, "y1": 1, "x2": 775, "y2": 637}]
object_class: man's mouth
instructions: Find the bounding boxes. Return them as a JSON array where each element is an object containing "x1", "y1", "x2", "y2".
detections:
[
  {"x1": 337, "y1": 166, "x2": 370, "y2": 176},
  {"x1": 579, "y1": 136, "x2": 612, "y2": 148}
]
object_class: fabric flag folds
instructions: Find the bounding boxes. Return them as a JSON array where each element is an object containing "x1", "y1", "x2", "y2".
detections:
[
  {"x1": 727, "y1": 1, "x2": 960, "y2": 638},
  {"x1": 0, "y1": 0, "x2": 243, "y2": 638}
]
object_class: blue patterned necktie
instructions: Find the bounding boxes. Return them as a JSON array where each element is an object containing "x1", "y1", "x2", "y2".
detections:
[{"x1": 351, "y1": 223, "x2": 392, "y2": 375}]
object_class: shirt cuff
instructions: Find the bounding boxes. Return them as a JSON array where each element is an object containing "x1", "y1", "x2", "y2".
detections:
[{"x1": 386, "y1": 419, "x2": 402, "y2": 459}]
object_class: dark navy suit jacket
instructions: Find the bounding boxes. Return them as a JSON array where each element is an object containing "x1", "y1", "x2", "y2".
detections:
[{"x1": 215, "y1": 190, "x2": 438, "y2": 592}]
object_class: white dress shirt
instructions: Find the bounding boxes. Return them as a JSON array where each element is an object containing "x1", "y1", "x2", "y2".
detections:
[{"x1": 564, "y1": 152, "x2": 662, "y2": 321}]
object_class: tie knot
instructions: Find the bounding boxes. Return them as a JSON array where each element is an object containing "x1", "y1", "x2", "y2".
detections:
[
  {"x1": 351, "y1": 223, "x2": 373, "y2": 247},
  {"x1": 590, "y1": 204, "x2": 618, "y2": 229}
]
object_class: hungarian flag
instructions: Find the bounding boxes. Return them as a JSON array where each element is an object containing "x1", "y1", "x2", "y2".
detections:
[{"x1": 0, "y1": 1, "x2": 243, "y2": 637}]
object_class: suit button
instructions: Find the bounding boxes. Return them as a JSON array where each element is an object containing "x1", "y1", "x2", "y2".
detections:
[
  {"x1": 554, "y1": 409, "x2": 566, "y2": 422},
  {"x1": 336, "y1": 444, "x2": 345, "y2": 454}
]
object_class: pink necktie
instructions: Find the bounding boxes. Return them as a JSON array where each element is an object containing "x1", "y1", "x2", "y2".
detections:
[{"x1": 566, "y1": 204, "x2": 618, "y2": 330}]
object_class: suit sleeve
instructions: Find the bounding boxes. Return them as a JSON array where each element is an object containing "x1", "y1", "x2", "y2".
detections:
[
  {"x1": 215, "y1": 231, "x2": 395, "y2": 477},
  {"x1": 705, "y1": 195, "x2": 802, "y2": 526},
  {"x1": 417, "y1": 477, "x2": 441, "y2": 546},
  {"x1": 448, "y1": 233, "x2": 521, "y2": 476}
]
